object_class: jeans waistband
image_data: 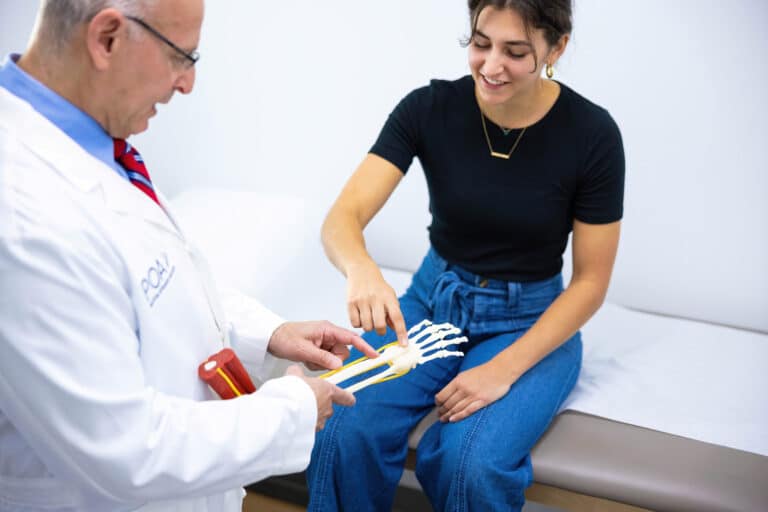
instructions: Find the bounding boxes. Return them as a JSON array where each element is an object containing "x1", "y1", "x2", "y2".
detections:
[
  {"x1": 424, "y1": 248, "x2": 562, "y2": 331},
  {"x1": 446, "y1": 264, "x2": 509, "y2": 290},
  {"x1": 429, "y1": 248, "x2": 562, "y2": 292}
]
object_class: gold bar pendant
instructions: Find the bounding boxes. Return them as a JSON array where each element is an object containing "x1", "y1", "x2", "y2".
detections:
[{"x1": 490, "y1": 151, "x2": 510, "y2": 160}]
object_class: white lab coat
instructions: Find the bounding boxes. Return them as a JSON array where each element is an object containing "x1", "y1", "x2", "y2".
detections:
[{"x1": 0, "y1": 87, "x2": 317, "y2": 511}]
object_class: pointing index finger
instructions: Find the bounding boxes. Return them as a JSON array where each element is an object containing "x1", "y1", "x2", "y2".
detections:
[
  {"x1": 325, "y1": 323, "x2": 379, "y2": 359},
  {"x1": 385, "y1": 303, "x2": 409, "y2": 347},
  {"x1": 348, "y1": 332, "x2": 379, "y2": 359}
]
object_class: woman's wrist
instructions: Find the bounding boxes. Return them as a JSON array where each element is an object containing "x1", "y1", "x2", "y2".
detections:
[
  {"x1": 343, "y1": 256, "x2": 379, "y2": 278},
  {"x1": 493, "y1": 345, "x2": 532, "y2": 382}
]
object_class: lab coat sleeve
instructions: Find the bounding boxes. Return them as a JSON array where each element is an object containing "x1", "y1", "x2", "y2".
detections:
[
  {"x1": 0, "y1": 227, "x2": 317, "y2": 505},
  {"x1": 218, "y1": 286, "x2": 284, "y2": 383}
]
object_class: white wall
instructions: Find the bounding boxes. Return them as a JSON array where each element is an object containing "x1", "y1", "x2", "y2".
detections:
[
  {"x1": 2, "y1": 1, "x2": 767, "y2": 331},
  {"x1": 132, "y1": 0, "x2": 468, "y2": 207},
  {"x1": 0, "y1": 2, "x2": 36, "y2": 49}
]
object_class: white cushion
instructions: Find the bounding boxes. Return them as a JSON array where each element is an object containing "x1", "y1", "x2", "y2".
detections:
[
  {"x1": 607, "y1": 210, "x2": 768, "y2": 333},
  {"x1": 364, "y1": 166, "x2": 430, "y2": 273},
  {"x1": 564, "y1": 301, "x2": 768, "y2": 456},
  {"x1": 169, "y1": 188, "x2": 312, "y2": 300}
]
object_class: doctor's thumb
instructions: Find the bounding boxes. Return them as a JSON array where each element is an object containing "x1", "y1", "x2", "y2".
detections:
[{"x1": 306, "y1": 348, "x2": 343, "y2": 371}]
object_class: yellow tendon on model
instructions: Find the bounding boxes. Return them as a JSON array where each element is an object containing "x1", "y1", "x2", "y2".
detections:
[{"x1": 320, "y1": 321, "x2": 468, "y2": 394}]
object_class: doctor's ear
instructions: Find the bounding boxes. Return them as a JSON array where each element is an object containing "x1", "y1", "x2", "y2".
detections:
[{"x1": 85, "y1": 8, "x2": 128, "y2": 71}]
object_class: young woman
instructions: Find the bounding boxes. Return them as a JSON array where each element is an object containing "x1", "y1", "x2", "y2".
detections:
[{"x1": 307, "y1": 1, "x2": 624, "y2": 510}]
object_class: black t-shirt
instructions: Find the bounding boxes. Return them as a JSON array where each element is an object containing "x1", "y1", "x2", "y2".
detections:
[{"x1": 370, "y1": 75, "x2": 625, "y2": 282}]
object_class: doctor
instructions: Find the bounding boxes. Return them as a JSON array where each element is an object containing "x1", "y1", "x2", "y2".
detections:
[{"x1": 0, "y1": 0, "x2": 378, "y2": 511}]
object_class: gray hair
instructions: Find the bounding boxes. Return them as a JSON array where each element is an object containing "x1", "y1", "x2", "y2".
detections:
[{"x1": 35, "y1": 0, "x2": 155, "y2": 52}]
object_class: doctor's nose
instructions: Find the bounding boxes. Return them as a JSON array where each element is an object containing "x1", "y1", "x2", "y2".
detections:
[{"x1": 174, "y1": 66, "x2": 196, "y2": 95}]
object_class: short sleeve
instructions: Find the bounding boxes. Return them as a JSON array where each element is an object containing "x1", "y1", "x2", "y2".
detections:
[
  {"x1": 574, "y1": 111, "x2": 625, "y2": 224},
  {"x1": 369, "y1": 85, "x2": 430, "y2": 174}
]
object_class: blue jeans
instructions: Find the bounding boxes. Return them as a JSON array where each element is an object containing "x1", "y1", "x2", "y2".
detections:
[{"x1": 307, "y1": 248, "x2": 582, "y2": 511}]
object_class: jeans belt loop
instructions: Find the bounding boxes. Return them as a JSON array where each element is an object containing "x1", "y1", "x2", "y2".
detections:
[{"x1": 507, "y1": 281, "x2": 521, "y2": 308}]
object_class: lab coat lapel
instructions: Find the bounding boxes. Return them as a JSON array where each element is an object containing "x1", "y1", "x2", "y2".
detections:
[
  {"x1": 0, "y1": 87, "x2": 179, "y2": 238},
  {"x1": 97, "y1": 171, "x2": 180, "y2": 239}
]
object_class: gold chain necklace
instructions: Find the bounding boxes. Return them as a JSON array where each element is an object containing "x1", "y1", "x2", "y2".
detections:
[{"x1": 479, "y1": 110, "x2": 526, "y2": 160}]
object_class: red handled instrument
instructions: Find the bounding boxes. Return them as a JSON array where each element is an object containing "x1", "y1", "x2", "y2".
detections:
[{"x1": 198, "y1": 348, "x2": 256, "y2": 399}]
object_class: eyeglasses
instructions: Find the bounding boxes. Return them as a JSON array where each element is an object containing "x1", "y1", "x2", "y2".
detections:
[{"x1": 126, "y1": 15, "x2": 200, "y2": 68}]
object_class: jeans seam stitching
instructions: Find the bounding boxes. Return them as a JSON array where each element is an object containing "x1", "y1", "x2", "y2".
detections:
[
  {"x1": 455, "y1": 405, "x2": 488, "y2": 511},
  {"x1": 314, "y1": 406, "x2": 346, "y2": 510}
]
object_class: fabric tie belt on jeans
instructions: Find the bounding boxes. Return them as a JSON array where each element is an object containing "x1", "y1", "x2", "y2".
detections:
[
  {"x1": 429, "y1": 268, "x2": 522, "y2": 331},
  {"x1": 430, "y1": 270, "x2": 473, "y2": 330}
]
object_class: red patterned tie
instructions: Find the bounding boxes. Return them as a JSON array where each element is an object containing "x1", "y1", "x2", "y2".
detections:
[{"x1": 113, "y1": 138, "x2": 160, "y2": 206}]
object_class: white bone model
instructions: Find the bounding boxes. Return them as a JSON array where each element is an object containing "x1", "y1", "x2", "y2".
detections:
[{"x1": 321, "y1": 320, "x2": 467, "y2": 393}]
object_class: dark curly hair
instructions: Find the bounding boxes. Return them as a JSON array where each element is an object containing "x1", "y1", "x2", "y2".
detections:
[
  {"x1": 468, "y1": 0, "x2": 572, "y2": 45},
  {"x1": 465, "y1": 1, "x2": 572, "y2": 71}
]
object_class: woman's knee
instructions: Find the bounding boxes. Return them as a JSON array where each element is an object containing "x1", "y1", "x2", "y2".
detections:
[
  {"x1": 415, "y1": 419, "x2": 531, "y2": 501},
  {"x1": 329, "y1": 405, "x2": 372, "y2": 443},
  {"x1": 416, "y1": 444, "x2": 530, "y2": 510}
]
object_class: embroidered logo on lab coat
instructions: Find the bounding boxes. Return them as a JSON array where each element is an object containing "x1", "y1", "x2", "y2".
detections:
[{"x1": 141, "y1": 252, "x2": 176, "y2": 306}]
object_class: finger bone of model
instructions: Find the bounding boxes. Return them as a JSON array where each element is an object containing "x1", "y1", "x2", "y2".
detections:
[{"x1": 323, "y1": 320, "x2": 467, "y2": 393}]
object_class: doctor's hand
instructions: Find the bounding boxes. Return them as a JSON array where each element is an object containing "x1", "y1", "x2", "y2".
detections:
[
  {"x1": 285, "y1": 365, "x2": 355, "y2": 431},
  {"x1": 346, "y1": 259, "x2": 409, "y2": 346},
  {"x1": 268, "y1": 321, "x2": 379, "y2": 371}
]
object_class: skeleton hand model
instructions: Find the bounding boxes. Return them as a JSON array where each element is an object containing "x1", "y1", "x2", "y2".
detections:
[{"x1": 321, "y1": 320, "x2": 467, "y2": 393}]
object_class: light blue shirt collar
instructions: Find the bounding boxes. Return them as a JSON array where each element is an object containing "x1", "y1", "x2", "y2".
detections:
[{"x1": 0, "y1": 53, "x2": 128, "y2": 180}]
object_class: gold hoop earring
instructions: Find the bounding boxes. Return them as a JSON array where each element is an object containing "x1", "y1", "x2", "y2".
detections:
[{"x1": 545, "y1": 63, "x2": 554, "y2": 79}]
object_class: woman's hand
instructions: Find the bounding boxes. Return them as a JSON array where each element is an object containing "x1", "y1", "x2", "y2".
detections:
[
  {"x1": 345, "y1": 260, "x2": 409, "y2": 345},
  {"x1": 435, "y1": 360, "x2": 519, "y2": 422}
]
